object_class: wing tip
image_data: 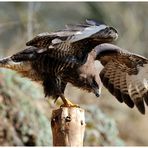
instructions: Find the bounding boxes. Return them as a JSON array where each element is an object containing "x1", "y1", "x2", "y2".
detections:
[
  {"x1": 143, "y1": 92, "x2": 148, "y2": 106},
  {"x1": 135, "y1": 100, "x2": 145, "y2": 114},
  {"x1": 122, "y1": 93, "x2": 134, "y2": 108}
]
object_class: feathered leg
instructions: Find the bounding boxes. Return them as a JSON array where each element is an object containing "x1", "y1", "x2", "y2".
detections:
[{"x1": 43, "y1": 77, "x2": 79, "y2": 107}]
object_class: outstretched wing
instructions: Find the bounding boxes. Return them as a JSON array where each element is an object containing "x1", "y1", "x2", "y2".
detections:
[{"x1": 94, "y1": 43, "x2": 148, "y2": 114}]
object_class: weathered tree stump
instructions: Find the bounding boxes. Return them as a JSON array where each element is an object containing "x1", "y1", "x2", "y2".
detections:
[{"x1": 51, "y1": 107, "x2": 85, "y2": 146}]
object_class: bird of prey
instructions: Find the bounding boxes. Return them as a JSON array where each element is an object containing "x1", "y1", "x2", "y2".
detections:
[
  {"x1": 0, "y1": 20, "x2": 148, "y2": 114},
  {"x1": 0, "y1": 20, "x2": 118, "y2": 107}
]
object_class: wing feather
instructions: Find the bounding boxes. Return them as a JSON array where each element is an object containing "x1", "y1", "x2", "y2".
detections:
[
  {"x1": 100, "y1": 61, "x2": 134, "y2": 107},
  {"x1": 26, "y1": 19, "x2": 109, "y2": 48},
  {"x1": 95, "y1": 43, "x2": 148, "y2": 114}
]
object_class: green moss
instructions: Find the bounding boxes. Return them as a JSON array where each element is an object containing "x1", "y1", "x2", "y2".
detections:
[
  {"x1": 83, "y1": 105, "x2": 125, "y2": 146},
  {"x1": 0, "y1": 69, "x2": 52, "y2": 146}
]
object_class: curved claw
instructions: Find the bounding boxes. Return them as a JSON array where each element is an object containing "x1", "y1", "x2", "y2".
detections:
[
  {"x1": 60, "y1": 103, "x2": 80, "y2": 108},
  {"x1": 60, "y1": 95, "x2": 80, "y2": 108}
]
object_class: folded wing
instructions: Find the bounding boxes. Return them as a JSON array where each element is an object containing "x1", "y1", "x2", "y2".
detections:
[{"x1": 26, "y1": 19, "x2": 108, "y2": 48}]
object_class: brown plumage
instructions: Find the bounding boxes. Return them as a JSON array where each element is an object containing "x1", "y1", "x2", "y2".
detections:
[
  {"x1": 95, "y1": 43, "x2": 148, "y2": 114},
  {"x1": 0, "y1": 20, "x2": 148, "y2": 114},
  {"x1": 62, "y1": 43, "x2": 148, "y2": 114},
  {"x1": 0, "y1": 20, "x2": 118, "y2": 107}
]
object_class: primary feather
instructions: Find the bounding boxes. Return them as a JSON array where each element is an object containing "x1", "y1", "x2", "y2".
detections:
[{"x1": 95, "y1": 43, "x2": 148, "y2": 114}]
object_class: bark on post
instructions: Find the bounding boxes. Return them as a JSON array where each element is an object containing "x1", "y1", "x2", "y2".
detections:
[{"x1": 51, "y1": 107, "x2": 85, "y2": 146}]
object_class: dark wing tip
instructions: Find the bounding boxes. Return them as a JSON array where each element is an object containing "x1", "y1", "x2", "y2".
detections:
[
  {"x1": 114, "y1": 88, "x2": 123, "y2": 103},
  {"x1": 143, "y1": 92, "x2": 148, "y2": 106},
  {"x1": 134, "y1": 99, "x2": 145, "y2": 114},
  {"x1": 122, "y1": 93, "x2": 134, "y2": 108}
]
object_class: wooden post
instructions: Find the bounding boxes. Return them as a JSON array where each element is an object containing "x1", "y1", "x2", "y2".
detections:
[{"x1": 51, "y1": 107, "x2": 85, "y2": 146}]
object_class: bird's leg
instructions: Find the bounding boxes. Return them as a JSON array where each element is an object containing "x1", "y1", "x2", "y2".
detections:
[{"x1": 60, "y1": 94, "x2": 80, "y2": 108}]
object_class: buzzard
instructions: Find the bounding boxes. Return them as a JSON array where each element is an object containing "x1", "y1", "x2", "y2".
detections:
[
  {"x1": 1, "y1": 20, "x2": 148, "y2": 114},
  {"x1": 0, "y1": 20, "x2": 118, "y2": 107}
]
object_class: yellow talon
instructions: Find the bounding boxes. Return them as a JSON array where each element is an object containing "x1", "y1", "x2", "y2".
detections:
[{"x1": 60, "y1": 95, "x2": 80, "y2": 108}]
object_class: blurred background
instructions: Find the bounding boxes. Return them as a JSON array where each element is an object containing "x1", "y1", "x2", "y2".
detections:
[{"x1": 0, "y1": 2, "x2": 148, "y2": 146}]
